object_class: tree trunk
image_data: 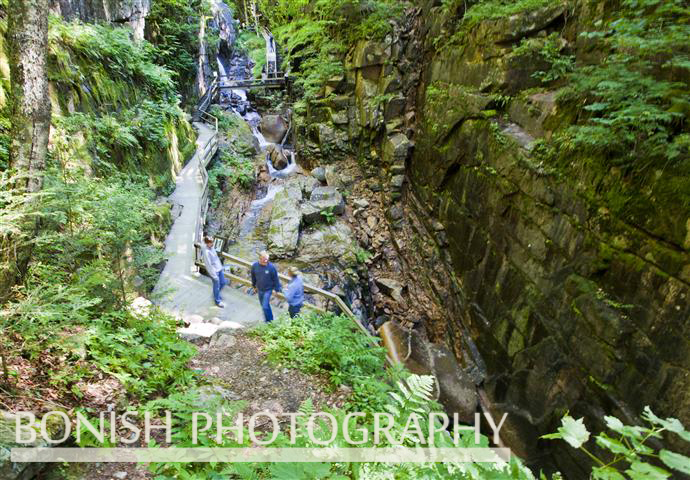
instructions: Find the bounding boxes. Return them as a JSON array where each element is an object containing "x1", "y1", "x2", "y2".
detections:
[
  {"x1": 8, "y1": 0, "x2": 51, "y2": 194},
  {"x1": 1, "y1": 0, "x2": 51, "y2": 299}
]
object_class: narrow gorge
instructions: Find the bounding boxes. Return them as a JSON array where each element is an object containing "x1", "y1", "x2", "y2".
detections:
[{"x1": 0, "y1": 1, "x2": 688, "y2": 479}]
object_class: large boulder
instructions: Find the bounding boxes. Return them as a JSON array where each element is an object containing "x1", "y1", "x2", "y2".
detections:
[
  {"x1": 266, "y1": 144, "x2": 290, "y2": 170},
  {"x1": 296, "y1": 222, "x2": 357, "y2": 266},
  {"x1": 311, "y1": 186, "x2": 344, "y2": 204},
  {"x1": 301, "y1": 187, "x2": 346, "y2": 225},
  {"x1": 284, "y1": 174, "x2": 319, "y2": 198},
  {"x1": 267, "y1": 189, "x2": 301, "y2": 257},
  {"x1": 324, "y1": 165, "x2": 355, "y2": 189},
  {"x1": 260, "y1": 115, "x2": 288, "y2": 144},
  {"x1": 311, "y1": 166, "x2": 327, "y2": 182}
]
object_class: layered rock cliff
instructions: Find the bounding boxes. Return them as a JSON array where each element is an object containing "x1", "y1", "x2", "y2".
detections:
[
  {"x1": 297, "y1": 0, "x2": 689, "y2": 473},
  {"x1": 51, "y1": 0, "x2": 150, "y2": 39}
]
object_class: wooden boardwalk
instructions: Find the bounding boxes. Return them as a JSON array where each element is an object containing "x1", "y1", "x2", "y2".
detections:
[{"x1": 153, "y1": 122, "x2": 285, "y2": 337}]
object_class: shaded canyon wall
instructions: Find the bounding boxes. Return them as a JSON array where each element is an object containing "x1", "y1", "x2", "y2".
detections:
[{"x1": 299, "y1": 0, "x2": 689, "y2": 473}]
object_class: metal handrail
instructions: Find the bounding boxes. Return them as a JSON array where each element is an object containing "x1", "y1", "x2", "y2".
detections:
[
  {"x1": 191, "y1": 73, "x2": 388, "y2": 362},
  {"x1": 218, "y1": 252, "x2": 381, "y2": 347}
]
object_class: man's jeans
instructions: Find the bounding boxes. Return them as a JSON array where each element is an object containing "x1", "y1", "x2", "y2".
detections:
[
  {"x1": 212, "y1": 271, "x2": 228, "y2": 305},
  {"x1": 288, "y1": 304, "x2": 302, "y2": 318},
  {"x1": 258, "y1": 289, "x2": 274, "y2": 322}
]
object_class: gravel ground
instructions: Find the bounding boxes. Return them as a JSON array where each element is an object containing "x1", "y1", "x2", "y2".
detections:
[{"x1": 45, "y1": 331, "x2": 347, "y2": 479}]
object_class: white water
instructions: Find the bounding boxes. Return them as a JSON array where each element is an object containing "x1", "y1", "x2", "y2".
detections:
[
  {"x1": 216, "y1": 57, "x2": 228, "y2": 78},
  {"x1": 250, "y1": 125, "x2": 270, "y2": 149},
  {"x1": 267, "y1": 151, "x2": 297, "y2": 178}
]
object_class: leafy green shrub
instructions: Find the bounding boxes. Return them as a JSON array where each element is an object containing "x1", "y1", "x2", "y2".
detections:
[
  {"x1": 236, "y1": 30, "x2": 267, "y2": 79},
  {"x1": 1, "y1": 167, "x2": 193, "y2": 397},
  {"x1": 543, "y1": 0, "x2": 690, "y2": 241},
  {"x1": 257, "y1": 0, "x2": 405, "y2": 97},
  {"x1": 544, "y1": 407, "x2": 690, "y2": 479},
  {"x1": 209, "y1": 105, "x2": 242, "y2": 133},
  {"x1": 511, "y1": 33, "x2": 574, "y2": 84},
  {"x1": 225, "y1": 375, "x2": 534, "y2": 479},
  {"x1": 352, "y1": 246, "x2": 373, "y2": 264},
  {"x1": 320, "y1": 205, "x2": 336, "y2": 224},
  {"x1": 208, "y1": 148, "x2": 255, "y2": 205},
  {"x1": 47, "y1": 18, "x2": 195, "y2": 191},
  {"x1": 463, "y1": 0, "x2": 553, "y2": 26},
  {"x1": 88, "y1": 309, "x2": 196, "y2": 397},
  {"x1": 145, "y1": 0, "x2": 202, "y2": 95},
  {"x1": 253, "y1": 312, "x2": 396, "y2": 412},
  {"x1": 48, "y1": 18, "x2": 175, "y2": 99}
]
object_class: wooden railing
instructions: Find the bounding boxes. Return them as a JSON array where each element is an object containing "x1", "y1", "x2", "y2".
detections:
[
  {"x1": 191, "y1": 72, "x2": 388, "y2": 362},
  {"x1": 193, "y1": 80, "x2": 220, "y2": 266},
  {"x1": 217, "y1": 252, "x2": 390, "y2": 360}
]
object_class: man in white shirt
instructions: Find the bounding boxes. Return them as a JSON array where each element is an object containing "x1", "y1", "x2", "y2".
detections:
[{"x1": 202, "y1": 236, "x2": 227, "y2": 307}]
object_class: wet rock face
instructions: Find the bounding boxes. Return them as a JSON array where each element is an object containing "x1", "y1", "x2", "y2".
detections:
[
  {"x1": 266, "y1": 144, "x2": 289, "y2": 170},
  {"x1": 52, "y1": 0, "x2": 151, "y2": 40},
  {"x1": 378, "y1": 322, "x2": 478, "y2": 424},
  {"x1": 209, "y1": 0, "x2": 237, "y2": 58}
]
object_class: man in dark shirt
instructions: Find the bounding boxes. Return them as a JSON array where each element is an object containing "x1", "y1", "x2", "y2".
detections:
[{"x1": 251, "y1": 251, "x2": 282, "y2": 322}]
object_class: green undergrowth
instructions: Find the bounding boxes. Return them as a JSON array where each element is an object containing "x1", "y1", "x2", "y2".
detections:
[
  {"x1": 207, "y1": 108, "x2": 256, "y2": 205},
  {"x1": 145, "y1": 0, "x2": 207, "y2": 98},
  {"x1": 236, "y1": 30, "x2": 266, "y2": 79},
  {"x1": 256, "y1": 0, "x2": 407, "y2": 98},
  {"x1": 0, "y1": 168, "x2": 194, "y2": 402},
  {"x1": 253, "y1": 312, "x2": 398, "y2": 412},
  {"x1": 540, "y1": 0, "x2": 690, "y2": 245},
  {"x1": 0, "y1": 14, "x2": 197, "y2": 417},
  {"x1": 432, "y1": 0, "x2": 690, "y2": 246},
  {"x1": 47, "y1": 17, "x2": 196, "y2": 192},
  {"x1": 136, "y1": 311, "x2": 535, "y2": 479},
  {"x1": 440, "y1": 0, "x2": 554, "y2": 45}
]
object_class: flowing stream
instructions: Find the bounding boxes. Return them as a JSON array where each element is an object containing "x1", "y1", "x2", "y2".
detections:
[
  {"x1": 207, "y1": 2, "x2": 369, "y2": 323},
  {"x1": 210, "y1": 10, "x2": 298, "y2": 258}
]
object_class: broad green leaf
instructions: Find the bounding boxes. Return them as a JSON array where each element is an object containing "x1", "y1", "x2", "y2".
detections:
[
  {"x1": 592, "y1": 466, "x2": 626, "y2": 480},
  {"x1": 659, "y1": 449, "x2": 690, "y2": 474},
  {"x1": 642, "y1": 406, "x2": 690, "y2": 440},
  {"x1": 552, "y1": 416, "x2": 590, "y2": 449},
  {"x1": 595, "y1": 433, "x2": 633, "y2": 457},
  {"x1": 626, "y1": 460, "x2": 671, "y2": 480}
]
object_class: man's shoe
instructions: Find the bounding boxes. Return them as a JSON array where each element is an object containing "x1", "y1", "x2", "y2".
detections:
[{"x1": 217, "y1": 302, "x2": 226, "y2": 308}]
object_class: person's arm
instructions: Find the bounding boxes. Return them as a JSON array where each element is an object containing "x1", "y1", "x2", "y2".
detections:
[
  {"x1": 285, "y1": 280, "x2": 296, "y2": 304},
  {"x1": 251, "y1": 264, "x2": 257, "y2": 288},
  {"x1": 203, "y1": 248, "x2": 218, "y2": 280},
  {"x1": 272, "y1": 266, "x2": 282, "y2": 293}
]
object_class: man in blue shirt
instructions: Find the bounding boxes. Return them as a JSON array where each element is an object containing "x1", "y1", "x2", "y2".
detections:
[
  {"x1": 285, "y1": 266, "x2": 304, "y2": 318},
  {"x1": 251, "y1": 251, "x2": 282, "y2": 322},
  {"x1": 202, "y1": 236, "x2": 227, "y2": 308}
]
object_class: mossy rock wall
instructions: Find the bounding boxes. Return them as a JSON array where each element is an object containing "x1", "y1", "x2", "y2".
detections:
[
  {"x1": 407, "y1": 0, "x2": 690, "y2": 472},
  {"x1": 299, "y1": 0, "x2": 689, "y2": 474},
  {"x1": 0, "y1": 18, "x2": 196, "y2": 192}
]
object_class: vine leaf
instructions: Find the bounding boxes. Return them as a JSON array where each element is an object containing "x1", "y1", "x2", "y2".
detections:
[{"x1": 542, "y1": 416, "x2": 590, "y2": 449}]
